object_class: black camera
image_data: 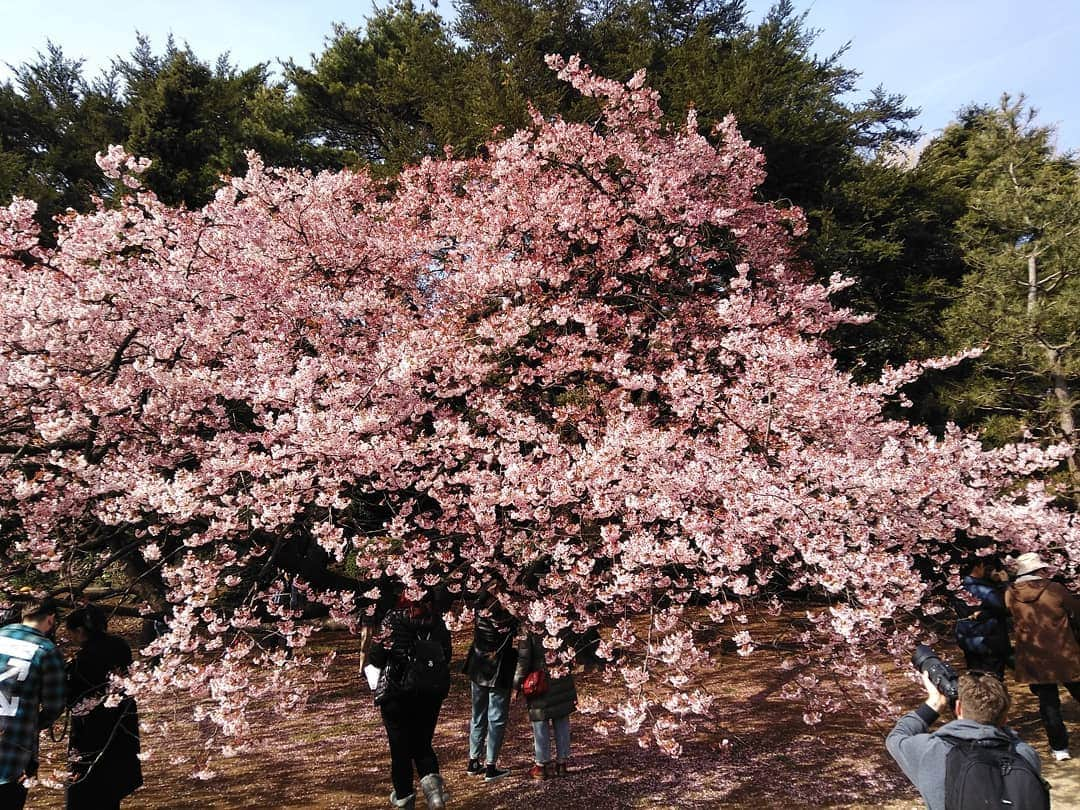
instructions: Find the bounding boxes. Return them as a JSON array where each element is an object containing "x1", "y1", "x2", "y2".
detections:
[{"x1": 911, "y1": 644, "x2": 959, "y2": 704}]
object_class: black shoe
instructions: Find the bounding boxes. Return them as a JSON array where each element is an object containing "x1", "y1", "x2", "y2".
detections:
[
  {"x1": 484, "y1": 764, "x2": 510, "y2": 782},
  {"x1": 467, "y1": 758, "x2": 484, "y2": 776}
]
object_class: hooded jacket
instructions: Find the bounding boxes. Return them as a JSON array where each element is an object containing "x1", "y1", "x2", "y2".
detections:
[
  {"x1": 1006, "y1": 577, "x2": 1080, "y2": 684},
  {"x1": 886, "y1": 706, "x2": 1040, "y2": 810}
]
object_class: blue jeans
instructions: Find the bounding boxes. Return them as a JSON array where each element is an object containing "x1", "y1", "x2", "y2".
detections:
[
  {"x1": 469, "y1": 683, "x2": 510, "y2": 763},
  {"x1": 532, "y1": 715, "x2": 571, "y2": 763}
]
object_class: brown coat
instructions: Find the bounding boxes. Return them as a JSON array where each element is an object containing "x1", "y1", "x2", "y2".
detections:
[{"x1": 1006, "y1": 578, "x2": 1080, "y2": 684}]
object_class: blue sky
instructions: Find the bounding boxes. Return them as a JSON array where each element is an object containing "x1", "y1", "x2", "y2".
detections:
[{"x1": 1, "y1": 0, "x2": 1077, "y2": 151}]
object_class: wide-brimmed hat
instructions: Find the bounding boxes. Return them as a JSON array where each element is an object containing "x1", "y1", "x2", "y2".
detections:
[{"x1": 1012, "y1": 552, "x2": 1050, "y2": 577}]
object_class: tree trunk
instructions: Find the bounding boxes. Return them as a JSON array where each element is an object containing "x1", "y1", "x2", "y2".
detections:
[{"x1": 1028, "y1": 253, "x2": 1079, "y2": 505}]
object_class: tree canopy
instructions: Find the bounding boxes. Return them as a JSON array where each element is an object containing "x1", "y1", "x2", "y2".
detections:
[{"x1": 2, "y1": 62, "x2": 1075, "y2": 757}]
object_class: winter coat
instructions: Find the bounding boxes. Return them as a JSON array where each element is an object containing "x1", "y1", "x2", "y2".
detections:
[
  {"x1": 512, "y1": 634, "x2": 577, "y2": 722},
  {"x1": 1006, "y1": 577, "x2": 1080, "y2": 684},
  {"x1": 955, "y1": 575, "x2": 1011, "y2": 673},
  {"x1": 886, "y1": 706, "x2": 1040, "y2": 810},
  {"x1": 66, "y1": 632, "x2": 143, "y2": 805},
  {"x1": 368, "y1": 606, "x2": 452, "y2": 699},
  {"x1": 464, "y1": 612, "x2": 517, "y2": 690}
]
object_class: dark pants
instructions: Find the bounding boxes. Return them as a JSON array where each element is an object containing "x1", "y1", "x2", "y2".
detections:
[
  {"x1": 67, "y1": 787, "x2": 120, "y2": 810},
  {"x1": 0, "y1": 781, "x2": 28, "y2": 810},
  {"x1": 380, "y1": 692, "x2": 444, "y2": 799},
  {"x1": 1029, "y1": 682, "x2": 1080, "y2": 751}
]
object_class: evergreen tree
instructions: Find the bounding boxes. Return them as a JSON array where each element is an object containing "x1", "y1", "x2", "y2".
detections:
[
  {"x1": 122, "y1": 39, "x2": 295, "y2": 207},
  {"x1": 285, "y1": 1, "x2": 469, "y2": 173},
  {"x1": 0, "y1": 43, "x2": 126, "y2": 237},
  {"x1": 926, "y1": 98, "x2": 1079, "y2": 501}
]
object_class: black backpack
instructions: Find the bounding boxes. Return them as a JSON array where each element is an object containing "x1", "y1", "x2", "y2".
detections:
[
  {"x1": 402, "y1": 630, "x2": 450, "y2": 697},
  {"x1": 940, "y1": 734, "x2": 1050, "y2": 810}
]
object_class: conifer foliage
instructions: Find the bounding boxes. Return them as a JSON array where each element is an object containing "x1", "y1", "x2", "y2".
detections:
[{"x1": 1, "y1": 61, "x2": 1076, "y2": 757}]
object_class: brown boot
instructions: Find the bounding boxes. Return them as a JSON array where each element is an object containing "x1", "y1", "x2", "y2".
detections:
[
  {"x1": 554, "y1": 760, "x2": 570, "y2": 777},
  {"x1": 528, "y1": 762, "x2": 553, "y2": 780}
]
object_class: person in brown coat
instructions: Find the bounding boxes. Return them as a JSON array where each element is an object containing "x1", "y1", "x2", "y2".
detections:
[{"x1": 1005, "y1": 551, "x2": 1080, "y2": 760}]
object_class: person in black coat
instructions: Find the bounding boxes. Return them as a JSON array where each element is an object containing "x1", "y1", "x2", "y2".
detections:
[
  {"x1": 368, "y1": 587, "x2": 452, "y2": 809},
  {"x1": 64, "y1": 605, "x2": 142, "y2": 810},
  {"x1": 513, "y1": 632, "x2": 577, "y2": 780},
  {"x1": 463, "y1": 594, "x2": 518, "y2": 782}
]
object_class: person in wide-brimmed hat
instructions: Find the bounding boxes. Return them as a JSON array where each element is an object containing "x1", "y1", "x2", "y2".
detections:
[{"x1": 1006, "y1": 551, "x2": 1080, "y2": 760}]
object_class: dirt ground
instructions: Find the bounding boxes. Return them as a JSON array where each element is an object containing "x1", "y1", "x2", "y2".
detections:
[{"x1": 26, "y1": 614, "x2": 1080, "y2": 809}]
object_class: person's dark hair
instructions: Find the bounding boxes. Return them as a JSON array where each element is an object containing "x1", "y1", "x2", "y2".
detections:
[
  {"x1": 966, "y1": 555, "x2": 1001, "y2": 576},
  {"x1": 427, "y1": 584, "x2": 452, "y2": 616},
  {"x1": 65, "y1": 604, "x2": 108, "y2": 635},
  {"x1": 21, "y1": 597, "x2": 60, "y2": 623},
  {"x1": 958, "y1": 672, "x2": 1010, "y2": 725}
]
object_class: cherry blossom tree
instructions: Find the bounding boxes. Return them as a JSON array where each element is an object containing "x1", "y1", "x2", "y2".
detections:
[{"x1": 1, "y1": 56, "x2": 1077, "y2": 761}]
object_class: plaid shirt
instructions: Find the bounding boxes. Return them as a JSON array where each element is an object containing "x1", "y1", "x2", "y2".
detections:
[{"x1": 0, "y1": 623, "x2": 65, "y2": 784}]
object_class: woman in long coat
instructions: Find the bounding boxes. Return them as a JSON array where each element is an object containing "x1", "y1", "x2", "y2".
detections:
[
  {"x1": 64, "y1": 605, "x2": 142, "y2": 810},
  {"x1": 1006, "y1": 552, "x2": 1080, "y2": 759},
  {"x1": 368, "y1": 587, "x2": 453, "y2": 809},
  {"x1": 513, "y1": 632, "x2": 577, "y2": 780}
]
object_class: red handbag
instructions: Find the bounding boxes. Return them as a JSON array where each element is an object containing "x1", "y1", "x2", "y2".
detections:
[{"x1": 522, "y1": 669, "x2": 549, "y2": 698}]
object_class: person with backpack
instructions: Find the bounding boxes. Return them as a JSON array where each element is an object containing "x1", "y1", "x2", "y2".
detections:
[
  {"x1": 64, "y1": 604, "x2": 143, "y2": 810},
  {"x1": 368, "y1": 586, "x2": 453, "y2": 809},
  {"x1": 512, "y1": 632, "x2": 577, "y2": 780},
  {"x1": 886, "y1": 669, "x2": 1047, "y2": 810},
  {"x1": 463, "y1": 593, "x2": 518, "y2": 782},
  {"x1": 954, "y1": 558, "x2": 1012, "y2": 678},
  {"x1": 1005, "y1": 551, "x2": 1080, "y2": 761}
]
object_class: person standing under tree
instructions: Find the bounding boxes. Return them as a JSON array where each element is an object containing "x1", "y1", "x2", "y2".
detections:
[
  {"x1": 1006, "y1": 551, "x2": 1080, "y2": 761},
  {"x1": 954, "y1": 557, "x2": 1011, "y2": 678},
  {"x1": 368, "y1": 586, "x2": 453, "y2": 810},
  {"x1": 64, "y1": 604, "x2": 143, "y2": 810},
  {"x1": 512, "y1": 632, "x2": 577, "y2": 780},
  {"x1": 463, "y1": 593, "x2": 518, "y2": 782},
  {"x1": 0, "y1": 597, "x2": 65, "y2": 810}
]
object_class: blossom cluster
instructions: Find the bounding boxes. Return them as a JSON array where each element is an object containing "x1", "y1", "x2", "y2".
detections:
[{"x1": 1, "y1": 58, "x2": 1076, "y2": 759}]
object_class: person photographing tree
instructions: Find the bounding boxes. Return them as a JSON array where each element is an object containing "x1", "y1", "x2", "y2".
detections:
[{"x1": 886, "y1": 663, "x2": 1047, "y2": 810}]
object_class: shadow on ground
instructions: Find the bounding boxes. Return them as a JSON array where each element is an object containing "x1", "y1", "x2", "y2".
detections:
[{"x1": 28, "y1": 613, "x2": 1080, "y2": 809}]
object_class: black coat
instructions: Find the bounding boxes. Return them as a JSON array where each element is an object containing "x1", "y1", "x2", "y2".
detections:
[
  {"x1": 368, "y1": 606, "x2": 452, "y2": 699},
  {"x1": 512, "y1": 634, "x2": 577, "y2": 722},
  {"x1": 66, "y1": 632, "x2": 143, "y2": 805},
  {"x1": 464, "y1": 612, "x2": 518, "y2": 690}
]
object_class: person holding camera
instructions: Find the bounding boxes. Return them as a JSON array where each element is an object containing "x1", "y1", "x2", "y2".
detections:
[
  {"x1": 886, "y1": 667, "x2": 1045, "y2": 810},
  {"x1": 1005, "y1": 551, "x2": 1080, "y2": 761}
]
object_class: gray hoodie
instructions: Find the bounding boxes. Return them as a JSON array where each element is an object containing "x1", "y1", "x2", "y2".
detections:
[{"x1": 885, "y1": 705, "x2": 1041, "y2": 810}]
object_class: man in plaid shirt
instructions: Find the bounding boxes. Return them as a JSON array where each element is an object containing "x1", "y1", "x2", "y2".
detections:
[{"x1": 0, "y1": 598, "x2": 65, "y2": 810}]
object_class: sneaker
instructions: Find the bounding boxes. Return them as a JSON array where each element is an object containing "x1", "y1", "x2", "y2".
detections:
[
  {"x1": 466, "y1": 758, "x2": 484, "y2": 776},
  {"x1": 1052, "y1": 749, "x2": 1071, "y2": 761},
  {"x1": 484, "y1": 763, "x2": 510, "y2": 782},
  {"x1": 528, "y1": 763, "x2": 552, "y2": 780}
]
